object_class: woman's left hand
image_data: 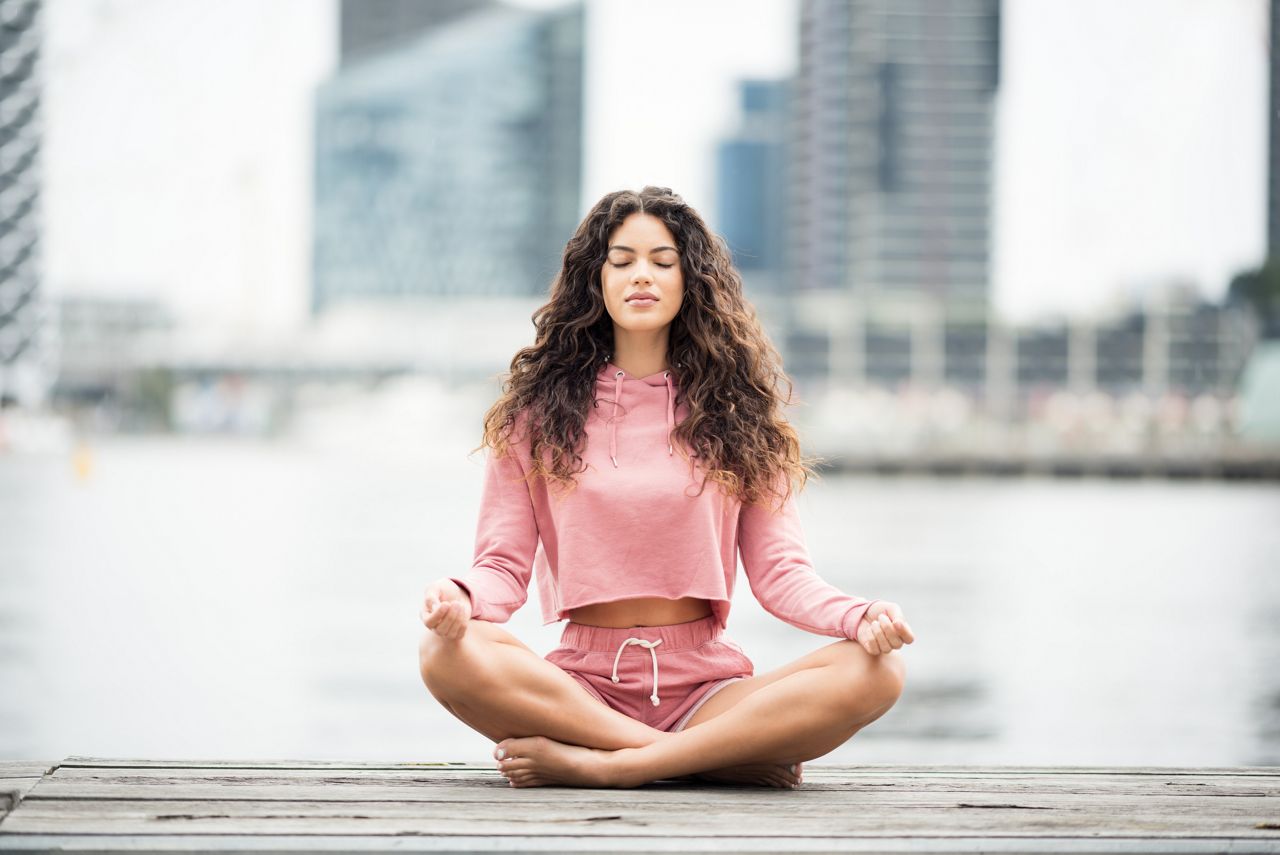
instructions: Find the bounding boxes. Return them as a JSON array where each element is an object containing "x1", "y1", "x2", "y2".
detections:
[{"x1": 857, "y1": 601, "x2": 914, "y2": 655}]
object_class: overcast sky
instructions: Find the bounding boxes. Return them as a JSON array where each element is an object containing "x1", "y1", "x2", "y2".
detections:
[{"x1": 42, "y1": 0, "x2": 1269, "y2": 333}]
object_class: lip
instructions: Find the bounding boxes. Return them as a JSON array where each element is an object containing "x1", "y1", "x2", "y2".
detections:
[{"x1": 626, "y1": 291, "x2": 658, "y2": 303}]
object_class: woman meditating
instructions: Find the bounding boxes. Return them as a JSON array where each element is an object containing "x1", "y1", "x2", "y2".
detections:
[{"x1": 418, "y1": 186, "x2": 914, "y2": 790}]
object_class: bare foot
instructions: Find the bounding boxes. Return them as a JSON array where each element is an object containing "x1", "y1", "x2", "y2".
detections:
[
  {"x1": 689, "y1": 760, "x2": 803, "y2": 789},
  {"x1": 494, "y1": 735, "x2": 624, "y2": 789}
]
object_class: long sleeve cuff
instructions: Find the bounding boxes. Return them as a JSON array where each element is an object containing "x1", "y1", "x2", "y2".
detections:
[
  {"x1": 448, "y1": 570, "x2": 525, "y2": 624},
  {"x1": 841, "y1": 599, "x2": 881, "y2": 641}
]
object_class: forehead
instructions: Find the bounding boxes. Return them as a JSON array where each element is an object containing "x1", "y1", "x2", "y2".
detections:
[{"x1": 607, "y1": 213, "x2": 678, "y2": 250}]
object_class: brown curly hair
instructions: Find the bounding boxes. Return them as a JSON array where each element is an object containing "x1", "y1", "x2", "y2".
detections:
[{"x1": 470, "y1": 186, "x2": 822, "y2": 511}]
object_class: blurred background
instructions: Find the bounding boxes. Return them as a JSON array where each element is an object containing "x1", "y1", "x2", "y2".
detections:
[{"x1": 1, "y1": 0, "x2": 1278, "y2": 767}]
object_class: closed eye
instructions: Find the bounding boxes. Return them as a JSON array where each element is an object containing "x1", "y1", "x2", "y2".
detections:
[{"x1": 609, "y1": 261, "x2": 674, "y2": 268}]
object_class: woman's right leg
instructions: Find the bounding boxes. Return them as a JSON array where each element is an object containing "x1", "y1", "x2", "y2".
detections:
[{"x1": 418, "y1": 619, "x2": 669, "y2": 751}]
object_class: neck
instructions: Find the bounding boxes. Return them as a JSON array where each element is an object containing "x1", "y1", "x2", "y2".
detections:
[{"x1": 610, "y1": 330, "x2": 670, "y2": 379}]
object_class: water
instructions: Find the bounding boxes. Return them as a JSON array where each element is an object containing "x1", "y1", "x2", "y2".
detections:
[{"x1": 2, "y1": 434, "x2": 1278, "y2": 766}]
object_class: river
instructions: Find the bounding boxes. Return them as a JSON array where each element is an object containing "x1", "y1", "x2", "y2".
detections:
[{"x1": 2, "y1": 432, "x2": 1277, "y2": 766}]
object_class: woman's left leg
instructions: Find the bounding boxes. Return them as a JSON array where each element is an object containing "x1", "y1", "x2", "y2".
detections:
[{"x1": 495, "y1": 637, "x2": 906, "y2": 788}]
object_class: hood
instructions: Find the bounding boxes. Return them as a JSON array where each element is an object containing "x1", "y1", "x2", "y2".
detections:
[{"x1": 596, "y1": 359, "x2": 681, "y2": 468}]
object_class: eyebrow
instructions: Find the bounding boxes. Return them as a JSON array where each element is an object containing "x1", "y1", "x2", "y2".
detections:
[{"x1": 608, "y1": 245, "x2": 679, "y2": 254}]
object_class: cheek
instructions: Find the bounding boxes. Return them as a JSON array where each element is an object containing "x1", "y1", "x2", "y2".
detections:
[{"x1": 600, "y1": 271, "x2": 621, "y2": 304}]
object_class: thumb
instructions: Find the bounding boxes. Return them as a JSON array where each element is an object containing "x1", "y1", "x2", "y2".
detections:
[
  {"x1": 856, "y1": 621, "x2": 874, "y2": 654},
  {"x1": 424, "y1": 594, "x2": 438, "y2": 613}
]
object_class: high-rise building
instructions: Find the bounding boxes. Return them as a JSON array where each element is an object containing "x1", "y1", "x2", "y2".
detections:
[
  {"x1": 1269, "y1": 0, "x2": 1279, "y2": 255},
  {"x1": 715, "y1": 80, "x2": 790, "y2": 290},
  {"x1": 0, "y1": 0, "x2": 45, "y2": 406},
  {"x1": 312, "y1": 3, "x2": 584, "y2": 314},
  {"x1": 340, "y1": 0, "x2": 497, "y2": 67},
  {"x1": 783, "y1": 0, "x2": 1000, "y2": 392}
]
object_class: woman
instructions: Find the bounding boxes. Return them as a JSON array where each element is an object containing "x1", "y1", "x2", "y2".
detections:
[{"x1": 418, "y1": 186, "x2": 914, "y2": 790}]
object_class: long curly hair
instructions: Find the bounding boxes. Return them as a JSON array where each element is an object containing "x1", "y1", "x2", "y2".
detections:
[{"x1": 471, "y1": 186, "x2": 822, "y2": 510}]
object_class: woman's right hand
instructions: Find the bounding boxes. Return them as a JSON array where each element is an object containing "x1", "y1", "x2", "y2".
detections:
[{"x1": 420, "y1": 578, "x2": 473, "y2": 640}]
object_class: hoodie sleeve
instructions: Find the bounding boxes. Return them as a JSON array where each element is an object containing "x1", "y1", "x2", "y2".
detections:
[
  {"x1": 737, "y1": 474, "x2": 880, "y2": 641},
  {"x1": 447, "y1": 427, "x2": 539, "y2": 623}
]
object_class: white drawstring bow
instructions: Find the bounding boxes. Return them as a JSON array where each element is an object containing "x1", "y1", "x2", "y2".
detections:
[{"x1": 610, "y1": 637, "x2": 663, "y2": 706}]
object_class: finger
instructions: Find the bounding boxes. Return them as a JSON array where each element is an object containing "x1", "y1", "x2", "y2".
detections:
[
  {"x1": 445, "y1": 602, "x2": 463, "y2": 639},
  {"x1": 427, "y1": 601, "x2": 448, "y2": 631},
  {"x1": 884, "y1": 605, "x2": 914, "y2": 643},
  {"x1": 858, "y1": 628, "x2": 876, "y2": 655},
  {"x1": 895, "y1": 619, "x2": 915, "y2": 643},
  {"x1": 879, "y1": 614, "x2": 904, "y2": 649},
  {"x1": 871, "y1": 618, "x2": 890, "y2": 655},
  {"x1": 441, "y1": 601, "x2": 459, "y2": 637}
]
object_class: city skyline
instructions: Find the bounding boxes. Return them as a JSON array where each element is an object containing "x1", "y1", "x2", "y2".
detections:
[{"x1": 38, "y1": 0, "x2": 1270, "y2": 336}]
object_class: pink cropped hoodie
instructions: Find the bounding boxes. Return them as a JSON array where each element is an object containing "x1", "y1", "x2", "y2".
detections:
[{"x1": 448, "y1": 360, "x2": 881, "y2": 640}]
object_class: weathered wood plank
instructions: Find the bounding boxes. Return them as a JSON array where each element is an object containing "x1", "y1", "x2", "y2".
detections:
[
  {"x1": 2, "y1": 796, "x2": 1279, "y2": 837},
  {"x1": 1, "y1": 760, "x2": 1277, "y2": 854},
  {"x1": 28, "y1": 767, "x2": 1280, "y2": 804},
  {"x1": 58, "y1": 758, "x2": 478, "y2": 771},
  {"x1": 55, "y1": 762, "x2": 1280, "y2": 783},
  {"x1": 0, "y1": 765, "x2": 55, "y2": 780},
  {"x1": 2, "y1": 832, "x2": 1271, "y2": 853},
  {"x1": 0, "y1": 763, "x2": 54, "y2": 827}
]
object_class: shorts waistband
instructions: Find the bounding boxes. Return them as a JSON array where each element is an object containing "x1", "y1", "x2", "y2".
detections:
[{"x1": 559, "y1": 613, "x2": 722, "y2": 653}]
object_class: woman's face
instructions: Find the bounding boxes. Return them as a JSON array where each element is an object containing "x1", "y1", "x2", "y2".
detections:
[{"x1": 600, "y1": 212, "x2": 684, "y2": 336}]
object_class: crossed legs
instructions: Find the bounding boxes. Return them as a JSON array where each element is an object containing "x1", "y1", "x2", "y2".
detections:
[
  {"x1": 418, "y1": 619, "x2": 905, "y2": 789},
  {"x1": 418, "y1": 619, "x2": 668, "y2": 751}
]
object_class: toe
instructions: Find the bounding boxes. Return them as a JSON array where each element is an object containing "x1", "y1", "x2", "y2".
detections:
[
  {"x1": 499, "y1": 757, "x2": 533, "y2": 772},
  {"x1": 502, "y1": 735, "x2": 546, "y2": 759}
]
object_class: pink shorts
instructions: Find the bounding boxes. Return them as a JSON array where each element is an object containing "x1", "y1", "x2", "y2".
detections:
[{"x1": 544, "y1": 613, "x2": 754, "y2": 732}]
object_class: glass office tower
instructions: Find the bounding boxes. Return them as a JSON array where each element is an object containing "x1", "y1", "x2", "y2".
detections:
[{"x1": 313, "y1": 3, "x2": 583, "y2": 314}]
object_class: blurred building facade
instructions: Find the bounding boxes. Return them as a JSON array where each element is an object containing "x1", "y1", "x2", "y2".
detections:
[
  {"x1": 0, "y1": 0, "x2": 48, "y2": 407},
  {"x1": 716, "y1": 79, "x2": 789, "y2": 293},
  {"x1": 1269, "y1": 0, "x2": 1278, "y2": 254},
  {"x1": 339, "y1": 0, "x2": 498, "y2": 66},
  {"x1": 312, "y1": 1, "x2": 583, "y2": 314},
  {"x1": 47, "y1": 294, "x2": 175, "y2": 431},
  {"x1": 707, "y1": 0, "x2": 1261, "y2": 437},
  {"x1": 782, "y1": 0, "x2": 1001, "y2": 397},
  {"x1": 1008, "y1": 287, "x2": 1257, "y2": 401}
]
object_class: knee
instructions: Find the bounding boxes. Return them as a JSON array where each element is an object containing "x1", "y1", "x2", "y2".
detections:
[
  {"x1": 418, "y1": 621, "x2": 505, "y2": 696},
  {"x1": 418, "y1": 627, "x2": 470, "y2": 693},
  {"x1": 834, "y1": 641, "x2": 906, "y2": 719},
  {"x1": 874, "y1": 649, "x2": 907, "y2": 709}
]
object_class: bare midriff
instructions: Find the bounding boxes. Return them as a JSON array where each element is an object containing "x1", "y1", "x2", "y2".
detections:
[{"x1": 566, "y1": 596, "x2": 714, "y2": 629}]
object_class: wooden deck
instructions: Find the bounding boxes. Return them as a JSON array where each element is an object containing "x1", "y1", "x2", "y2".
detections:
[{"x1": 1, "y1": 758, "x2": 1278, "y2": 853}]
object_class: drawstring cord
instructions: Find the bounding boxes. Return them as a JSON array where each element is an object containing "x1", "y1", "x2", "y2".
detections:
[
  {"x1": 608, "y1": 367, "x2": 676, "y2": 468},
  {"x1": 610, "y1": 370, "x2": 624, "y2": 468},
  {"x1": 664, "y1": 370, "x2": 674, "y2": 455},
  {"x1": 611, "y1": 637, "x2": 663, "y2": 706}
]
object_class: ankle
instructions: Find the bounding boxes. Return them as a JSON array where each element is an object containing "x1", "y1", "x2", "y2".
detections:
[{"x1": 607, "y1": 746, "x2": 649, "y2": 789}]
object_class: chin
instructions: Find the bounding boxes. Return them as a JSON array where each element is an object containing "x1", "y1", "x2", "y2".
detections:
[{"x1": 617, "y1": 316, "x2": 675, "y2": 331}]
